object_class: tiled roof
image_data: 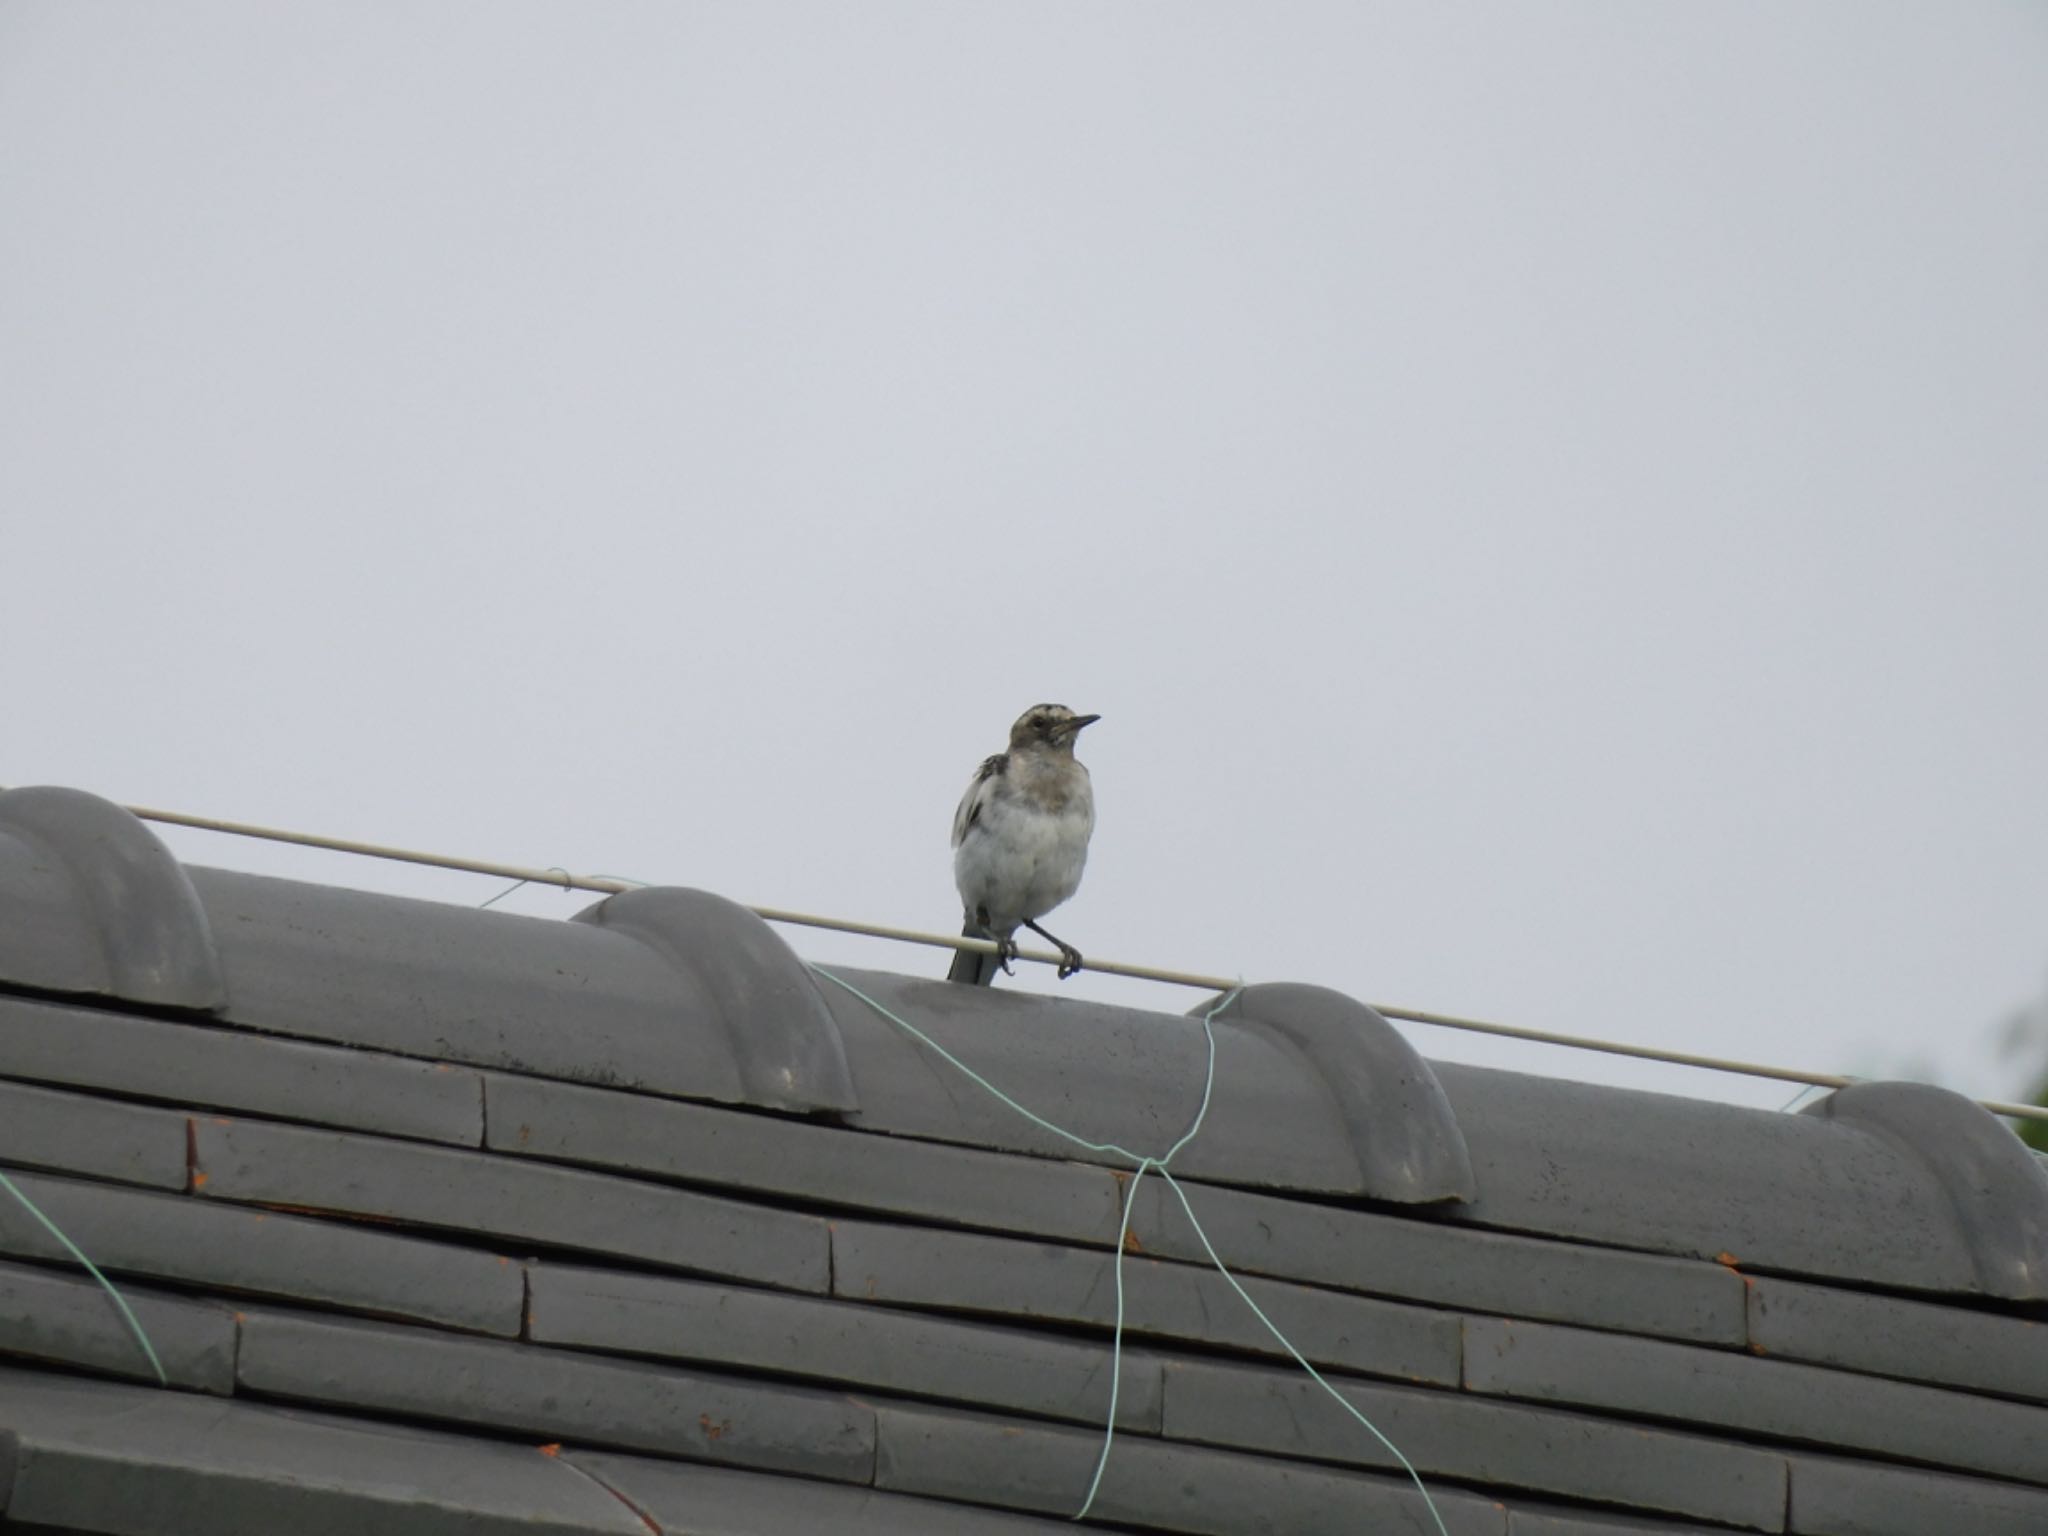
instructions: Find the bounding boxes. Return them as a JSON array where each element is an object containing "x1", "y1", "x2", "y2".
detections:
[{"x1": 0, "y1": 783, "x2": 2045, "y2": 1535}]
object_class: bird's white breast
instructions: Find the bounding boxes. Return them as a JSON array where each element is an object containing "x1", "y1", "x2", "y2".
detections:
[{"x1": 953, "y1": 762, "x2": 1094, "y2": 935}]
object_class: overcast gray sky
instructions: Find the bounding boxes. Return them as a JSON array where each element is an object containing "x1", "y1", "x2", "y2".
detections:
[{"x1": 5, "y1": 3, "x2": 2046, "y2": 1115}]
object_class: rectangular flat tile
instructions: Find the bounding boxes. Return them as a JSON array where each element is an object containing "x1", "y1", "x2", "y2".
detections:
[
  {"x1": 0, "y1": 1363, "x2": 648, "y2": 1536},
  {"x1": 1749, "y1": 1275, "x2": 2048, "y2": 1403},
  {"x1": 0, "y1": 1078, "x2": 187, "y2": 1191},
  {"x1": 1434, "y1": 1063, "x2": 1980, "y2": 1296},
  {"x1": 487, "y1": 1071, "x2": 1125, "y2": 1243},
  {"x1": 1788, "y1": 1453, "x2": 2048, "y2": 1535},
  {"x1": 237, "y1": 1310, "x2": 874, "y2": 1482},
  {"x1": 1509, "y1": 1508, "x2": 1728, "y2": 1536},
  {"x1": 0, "y1": 1169, "x2": 521, "y2": 1335},
  {"x1": 0, "y1": 992, "x2": 482, "y2": 1146},
  {"x1": 528, "y1": 1262, "x2": 1160, "y2": 1430},
  {"x1": 568, "y1": 1450, "x2": 1083, "y2": 1535},
  {"x1": 193, "y1": 864, "x2": 753, "y2": 1106},
  {"x1": 0, "y1": 1258, "x2": 234, "y2": 1393},
  {"x1": 1164, "y1": 1357, "x2": 1786, "y2": 1531},
  {"x1": 874, "y1": 1400, "x2": 1505, "y2": 1536},
  {"x1": 834, "y1": 1219, "x2": 1461, "y2": 1386},
  {"x1": 815, "y1": 967, "x2": 1374, "y2": 1196},
  {"x1": 191, "y1": 1117, "x2": 828, "y2": 1293},
  {"x1": 1126, "y1": 1176, "x2": 1746, "y2": 1346},
  {"x1": 1465, "y1": 1316, "x2": 2048, "y2": 1487}
]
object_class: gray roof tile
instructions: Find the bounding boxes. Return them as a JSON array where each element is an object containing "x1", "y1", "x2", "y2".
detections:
[
  {"x1": 819, "y1": 967, "x2": 1420, "y2": 1199},
  {"x1": 1211, "y1": 982, "x2": 1473, "y2": 1202},
  {"x1": 873, "y1": 1399, "x2": 1507, "y2": 1536},
  {"x1": 485, "y1": 1069, "x2": 1126, "y2": 1244},
  {"x1": 1162, "y1": 1356, "x2": 1788, "y2": 1531},
  {"x1": 0, "y1": 1259, "x2": 234, "y2": 1393},
  {"x1": 1506, "y1": 1508, "x2": 1730, "y2": 1536},
  {"x1": 0, "y1": 1364, "x2": 647, "y2": 1535},
  {"x1": 1464, "y1": 1316, "x2": 2048, "y2": 1486},
  {"x1": 1123, "y1": 1176, "x2": 1747, "y2": 1345},
  {"x1": 565, "y1": 1450, "x2": 1080, "y2": 1534},
  {"x1": 1748, "y1": 1273, "x2": 2048, "y2": 1403},
  {"x1": 1786, "y1": 1454, "x2": 2048, "y2": 1535},
  {"x1": 0, "y1": 1169, "x2": 522, "y2": 1335},
  {"x1": 0, "y1": 992, "x2": 482, "y2": 1145},
  {"x1": 1800, "y1": 1081, "x2": 2048, "y2": 1303},
  {"x1": 191, "y1": 1116, "x2": 830, "y2": 1292},
  {"x1": 832, "y1": 1217, "x2": 1463, "y2": 1386},
  {"x1": 1437, "y1": 1063, "x2": 2011, "y2": 1296},
  {"x1": 0, "y1": 1078, "x2": 188, "y2": 1191},
  {"x1": 526, "y1": 1261, "x2": 1163, "y2": 1430},
  {"x1": 571, "y1": 885, "x2": 859, "y2": 1113},
  {"x1": 191, "y1": 865, "x2": 756, "y2": 1103},
  {"x1": 0, "y1": 786, "x2": 226, "y2": 1013},
  {"x1": 236, "y1": 1309, "x2": 876, "y2": 1481}
]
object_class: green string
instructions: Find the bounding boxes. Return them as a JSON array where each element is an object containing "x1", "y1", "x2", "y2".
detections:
[
  {"x1": 806, "y1": 965, "x2": 1448, "y2": 1536},
  {"x1": 0, "y1": 1167, "x2": 167, "y2": 1386}
]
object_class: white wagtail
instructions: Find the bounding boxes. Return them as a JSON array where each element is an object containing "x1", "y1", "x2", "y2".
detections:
[{"x1": 947, "y1": 703, "x2": 1100, "y2": 986}]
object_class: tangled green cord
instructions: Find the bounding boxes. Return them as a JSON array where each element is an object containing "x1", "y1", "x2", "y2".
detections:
[
  {"x1": 806, "y1": 964, "x2": 1448, "y2": 1535},
  {"x1": 0, "y1": 1168, "x2": 166, "y2": 1386}
]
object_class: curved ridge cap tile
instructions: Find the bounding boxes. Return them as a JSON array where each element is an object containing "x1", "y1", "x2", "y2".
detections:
[
  {"x1": 0, "y1": 786, "x2": 227, "y2": 1013},
  {"x1": 1803, "y1": 1080, "x2": 2048, "y2": 1300},
  {"x1": 574, "y1": 886, "x2": 857, "y2": 1115},
  {"x1": 1206, "y1": 981, "x2": 1474, "y2": 1204}
]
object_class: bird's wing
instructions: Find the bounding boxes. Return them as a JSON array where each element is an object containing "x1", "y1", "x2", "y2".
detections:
[{"x1": 950, "y1": 753, "x2": 1007, "y2": 847}]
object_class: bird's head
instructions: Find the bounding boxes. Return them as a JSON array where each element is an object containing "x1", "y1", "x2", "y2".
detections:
[{"x1": 1009, "y1": 703, "x2": 1101, "y2": 754}]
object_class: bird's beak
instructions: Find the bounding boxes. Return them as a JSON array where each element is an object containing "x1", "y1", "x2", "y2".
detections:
[{"x1": 1070, "y1": 714, "x2": 1102, "y2": 732}]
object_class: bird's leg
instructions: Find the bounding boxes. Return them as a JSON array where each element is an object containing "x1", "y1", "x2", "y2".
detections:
[
  {"x1": 976, "y1": 906, "x2": 1019, "y2": 977},
  {"x1": 1023, "y1": 919, "x2": 1084, "y2": 980}
]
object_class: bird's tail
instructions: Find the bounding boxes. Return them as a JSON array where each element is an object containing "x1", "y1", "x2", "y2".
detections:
[{"x1": 946, "y1": 919, "x2": 1000, "y2": 986}]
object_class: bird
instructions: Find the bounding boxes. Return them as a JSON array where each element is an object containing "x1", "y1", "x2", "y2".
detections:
[{"x1": 947, "y1": 703, "x2": 1100, "y2": 986}]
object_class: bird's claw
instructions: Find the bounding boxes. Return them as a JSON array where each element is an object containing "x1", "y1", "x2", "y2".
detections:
[
  {"x1": 1055, "y1": 944, "x2": 1084, "y2": 980},
  {"x1": 997, "y1": 937, "x2": 1019, "y2": 976}
]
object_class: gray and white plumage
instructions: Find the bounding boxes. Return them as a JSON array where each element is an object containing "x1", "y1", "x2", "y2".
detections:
[{"x1": 947, "y1": 703, "x2": 1099, "y2": 986}]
